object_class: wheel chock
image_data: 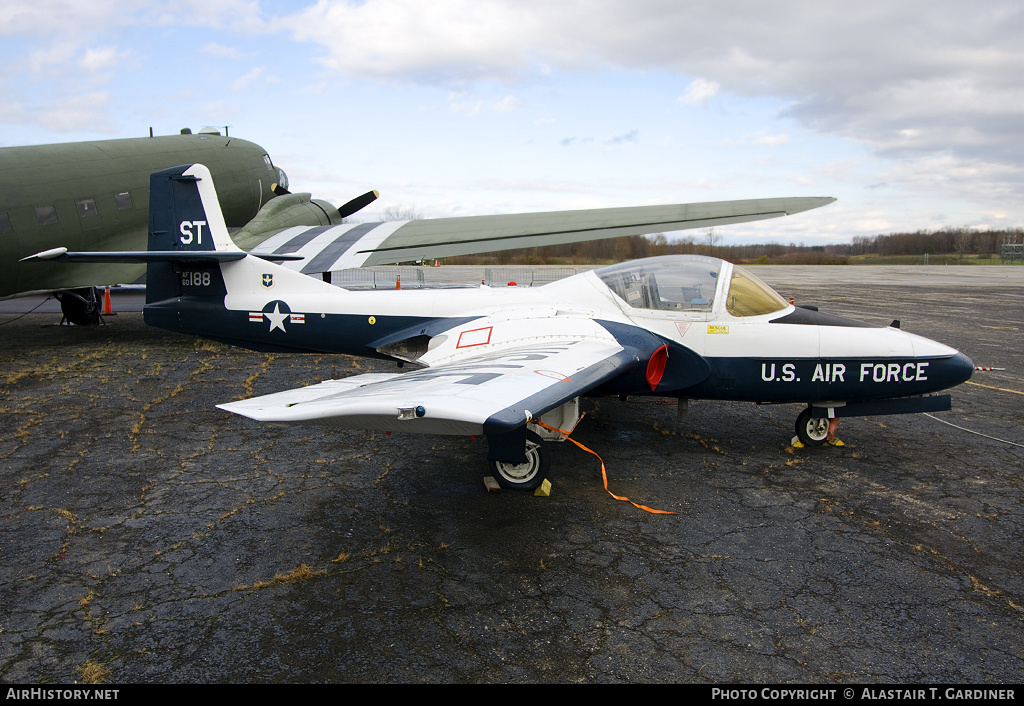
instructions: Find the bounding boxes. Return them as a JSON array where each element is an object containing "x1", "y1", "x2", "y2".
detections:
[
  {"x1": 533, "y1": 479, "x2": 552, "y2": 497},
  {"x1": 483, "y1": 476, "x2": 501, "y2": 493},
  {"x1": 828, "y1": 438, "x2": 845, "y2": 447}
]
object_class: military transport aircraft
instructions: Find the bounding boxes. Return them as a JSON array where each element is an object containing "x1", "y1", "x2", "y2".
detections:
[
  {"x1": 0, "y1": 129, "x2": 345, "y2": 323},
  {"x1": 24, "y1": 164, "x2": 975, "y2": 490}
]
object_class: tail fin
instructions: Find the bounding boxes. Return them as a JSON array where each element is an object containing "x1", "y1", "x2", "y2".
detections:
[
  {"x1": 148, "y1": 163, "x2": 241, "y2": 254},
  {"x1": 146, "y1": 164, "x2": 240, "y2": 304}
]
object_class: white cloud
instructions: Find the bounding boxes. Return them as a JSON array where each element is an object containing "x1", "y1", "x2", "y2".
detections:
[
  {"x1": 677, "y1": 78, "x2": 719, "y2": 106},
  {"x1": 448, "y1": 93, "x2": 521, "y2": 115},
  {"x1": 79, "y1": 46, "x2": 128, "y2": 72},
  {"x1": 0, "y1": 1, "x2": 130, "y2": 38},
  {"x1": 201, "y1": 43, "x2": 243, "y2": 58},
  {"x1": 272, "y1": 1, "x2": 1024, "y2": 169},
  {"x1": 36, "y1": 92, "x2": 116, "y2": 132},
  {"x1": 281, "y1": 0, "x2": 552, "y2": 84},
  {"x1": 492, "y1": 95, "x2": 520, "y2": 112},
  {"x1": 753, "y1": 132, "x2": 789, "y2": 146},
  {"x1": 27, "y1": 43, "x2": 77, "y2": 74},
  {"x1": 231, "y1": 67, "x2": 277, "y2": 91}
]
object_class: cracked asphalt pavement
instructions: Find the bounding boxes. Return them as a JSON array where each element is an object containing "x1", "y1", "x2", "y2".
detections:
[{"x1": 1, "y1": 276, "x2": 1022, "y2": 683}]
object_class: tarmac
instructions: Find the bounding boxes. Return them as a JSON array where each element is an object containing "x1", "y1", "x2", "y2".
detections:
[{"x1": 1, "y1": 267, "x2": 1022, "y2": 683}]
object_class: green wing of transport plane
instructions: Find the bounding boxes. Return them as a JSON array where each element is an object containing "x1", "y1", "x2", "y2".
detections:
[{"x1": 249, "y1": 196, "x2": 836, "y2": 274}]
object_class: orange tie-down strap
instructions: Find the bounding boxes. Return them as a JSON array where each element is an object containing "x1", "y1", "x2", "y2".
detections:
[{"x1": 534, "y1": 418, "x2": 677, "y2": 515}]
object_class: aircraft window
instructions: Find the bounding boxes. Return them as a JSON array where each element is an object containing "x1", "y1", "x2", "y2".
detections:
[
  {"x1": 76, "y1": 198, "x2": 98, "y2": 218},
  {"x1": 0, "y1": 212, "x2": 12, "y2": 234},
  {"x1": 725, "y1": 266, "x2": 788, "y2": 317},
  {"x1": 596, "y1": 256, "x2": 720, "y2": 312},
  {"x1": 35, "y1": 205, "x2": 58, "y2": 226},
  {"x1": 115, "y1": 192, "x2": 133, "y2": 211},
  {"x1": 263, "y1": 154, "x2": 273, "y2": 169}
]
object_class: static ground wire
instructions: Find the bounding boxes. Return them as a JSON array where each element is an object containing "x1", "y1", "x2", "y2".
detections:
[
  {"x1": 924, "y1": 413, "x2": 1024, "y2": 449},
  {"x1": 0, "y1": 295, "x2": 53, "y2": 325}
]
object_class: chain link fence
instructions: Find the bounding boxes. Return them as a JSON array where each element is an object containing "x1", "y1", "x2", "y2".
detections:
[{"x1": 329, "y1": 266, "x2": 588, "y2": 288}]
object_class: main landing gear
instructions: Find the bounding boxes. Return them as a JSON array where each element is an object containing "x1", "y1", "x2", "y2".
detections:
[
  {"x1": 488, "y1": 430, "x2": 550, "y2": 491},
  {"x1": 55, "y1": 287, "x2": 104, "y2": 326},
  {"x1": 486, "y1": 399, "x2": 579, "y2": 491}
]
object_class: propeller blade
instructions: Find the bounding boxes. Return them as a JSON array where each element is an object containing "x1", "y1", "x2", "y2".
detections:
[
  {"x1": 337, "y1": 190, "x2": 379, "y2": 219},
  {"x1": 272, "y1": 183, "x2": 290, "y2": 196}
]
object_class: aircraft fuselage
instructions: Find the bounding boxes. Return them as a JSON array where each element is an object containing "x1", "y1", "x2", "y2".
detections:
[
  {"x1": 1, "y1": 132, "x2": 283, "y2": 298},
  {"x1": 142, "y1": 255, "x2": 973, "y2": 408}
]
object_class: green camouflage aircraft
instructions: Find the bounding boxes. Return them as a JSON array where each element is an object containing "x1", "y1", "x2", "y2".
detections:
[{"x1": 0, "y1": 128, "x2": 346, "y2": 324}]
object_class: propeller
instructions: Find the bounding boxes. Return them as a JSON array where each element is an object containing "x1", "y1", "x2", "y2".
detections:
[
  {"x1": 337, "y1": 190, "x2": 380, "y2": 219},
  {"x1": 272, "y1": 183, "x2": 290, "y2": 196}
]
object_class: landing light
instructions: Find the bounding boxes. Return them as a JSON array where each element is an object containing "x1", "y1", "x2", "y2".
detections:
[{"x1": 397, "y1": 406, "x2": 426, "y2": 420}]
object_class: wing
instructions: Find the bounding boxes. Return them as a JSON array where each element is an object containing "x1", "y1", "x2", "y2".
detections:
[
  {"x1": 248, "y1": 196, "x2": 835, "y2": 275},
  {"x1": 218, "y1": 338, "x2": 632, "y2": 436}
]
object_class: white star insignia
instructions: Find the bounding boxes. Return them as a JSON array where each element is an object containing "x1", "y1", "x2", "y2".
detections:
[{"x1": 264, "y1": 303, "x2": 289, "y2": 332}]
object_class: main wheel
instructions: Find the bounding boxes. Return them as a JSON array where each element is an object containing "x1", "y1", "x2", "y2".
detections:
[
  {"x1": 795, "y1": 408, "x2": 829, "y2": 446},
  {"x1": 56, "y1": 287, "x2": 103, "y2": 326},
  {"x1": 488, "y1": 430, "x2": 549, "y2": 491}
]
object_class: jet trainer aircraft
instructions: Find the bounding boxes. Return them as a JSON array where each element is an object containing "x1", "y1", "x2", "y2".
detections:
[{"x1": 25, "y1": 165, "x2": 975, "y2": 491}]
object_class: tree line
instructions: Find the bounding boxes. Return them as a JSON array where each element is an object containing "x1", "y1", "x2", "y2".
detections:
[{"x1": 445, "y1": 227, "x2": 1024, "y2": 266}]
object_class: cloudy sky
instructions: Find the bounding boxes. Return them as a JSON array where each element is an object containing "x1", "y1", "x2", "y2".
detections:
[{"x1": 3, "y1": 0, "x2": 1023, "y2": 245}]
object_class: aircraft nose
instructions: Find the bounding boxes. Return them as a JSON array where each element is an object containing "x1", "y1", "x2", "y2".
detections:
[
  {"x1": 928, "y1": 350, "x2": 974, "y2": 392},
  {"x1": 949, "y1": 351, "x2": 974, "y2": 385}
]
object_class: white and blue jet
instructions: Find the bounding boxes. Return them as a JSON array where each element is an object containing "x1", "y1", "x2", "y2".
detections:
[{"x1": 26, "y1": 165, "x2": 974, "y2": 490}]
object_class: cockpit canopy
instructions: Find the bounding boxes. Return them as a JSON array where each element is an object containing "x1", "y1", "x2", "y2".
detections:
[{"x1": 595, "y1": 255, "x2": 788, "y2": 317}]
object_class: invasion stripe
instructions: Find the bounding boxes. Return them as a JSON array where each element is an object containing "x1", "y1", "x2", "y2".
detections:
[
  {"x1": 273, "y1": 225, "x2": 344, "y2": 254},
  {"x1": 301, "y1": 223, "x2": 381, "y2": 274}
]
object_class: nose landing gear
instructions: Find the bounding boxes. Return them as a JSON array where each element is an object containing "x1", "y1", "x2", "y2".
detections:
[{"x1": 795, "y1": 408, "x2": 830, "y2": 446}]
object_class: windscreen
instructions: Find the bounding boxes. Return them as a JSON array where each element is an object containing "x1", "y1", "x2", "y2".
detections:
[{"x1": 725, "y1": 266, "x2": 788, "y2": 317}]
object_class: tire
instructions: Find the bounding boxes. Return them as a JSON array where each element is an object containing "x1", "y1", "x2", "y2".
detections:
[
  {"x1": 488, "y1": 430, "x2": 549, "y2": 491},
  {"x1": 56, "y1": 287, "x2": 103, "y2": 326},
  {"x1": 795, "y1": 408, "x2": 830, "y2": 446}
]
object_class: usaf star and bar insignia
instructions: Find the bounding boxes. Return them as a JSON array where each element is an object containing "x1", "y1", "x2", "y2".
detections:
[{"x1": 249, "y1": 301, "x2": 305, "y2": 333}]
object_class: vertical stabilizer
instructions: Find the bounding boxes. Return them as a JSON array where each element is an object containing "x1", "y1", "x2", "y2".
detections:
[
  {"x1": 146, "y1": 163, "x2": 238, "y2": 304},
  {"x1": 148, "y1": 163, "x2": 241, "y2": 254}
]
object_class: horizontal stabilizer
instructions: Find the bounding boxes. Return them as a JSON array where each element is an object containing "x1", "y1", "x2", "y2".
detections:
[
  {"x1": 21, "y1": 248, "x2": 304, "y2": 264},
  {"x1": 22, "y1": 248, "x2": 246, "y2": 264}
]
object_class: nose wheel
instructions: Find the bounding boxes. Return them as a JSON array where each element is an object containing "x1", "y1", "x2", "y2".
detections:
[{"x1": 795, "y1": 408, "x2": 830, "y2": 446}]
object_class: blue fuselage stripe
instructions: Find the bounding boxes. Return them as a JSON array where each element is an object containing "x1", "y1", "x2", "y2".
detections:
[{"x1": 673, "y1": 354, "x2": 973, "y2": 402}]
